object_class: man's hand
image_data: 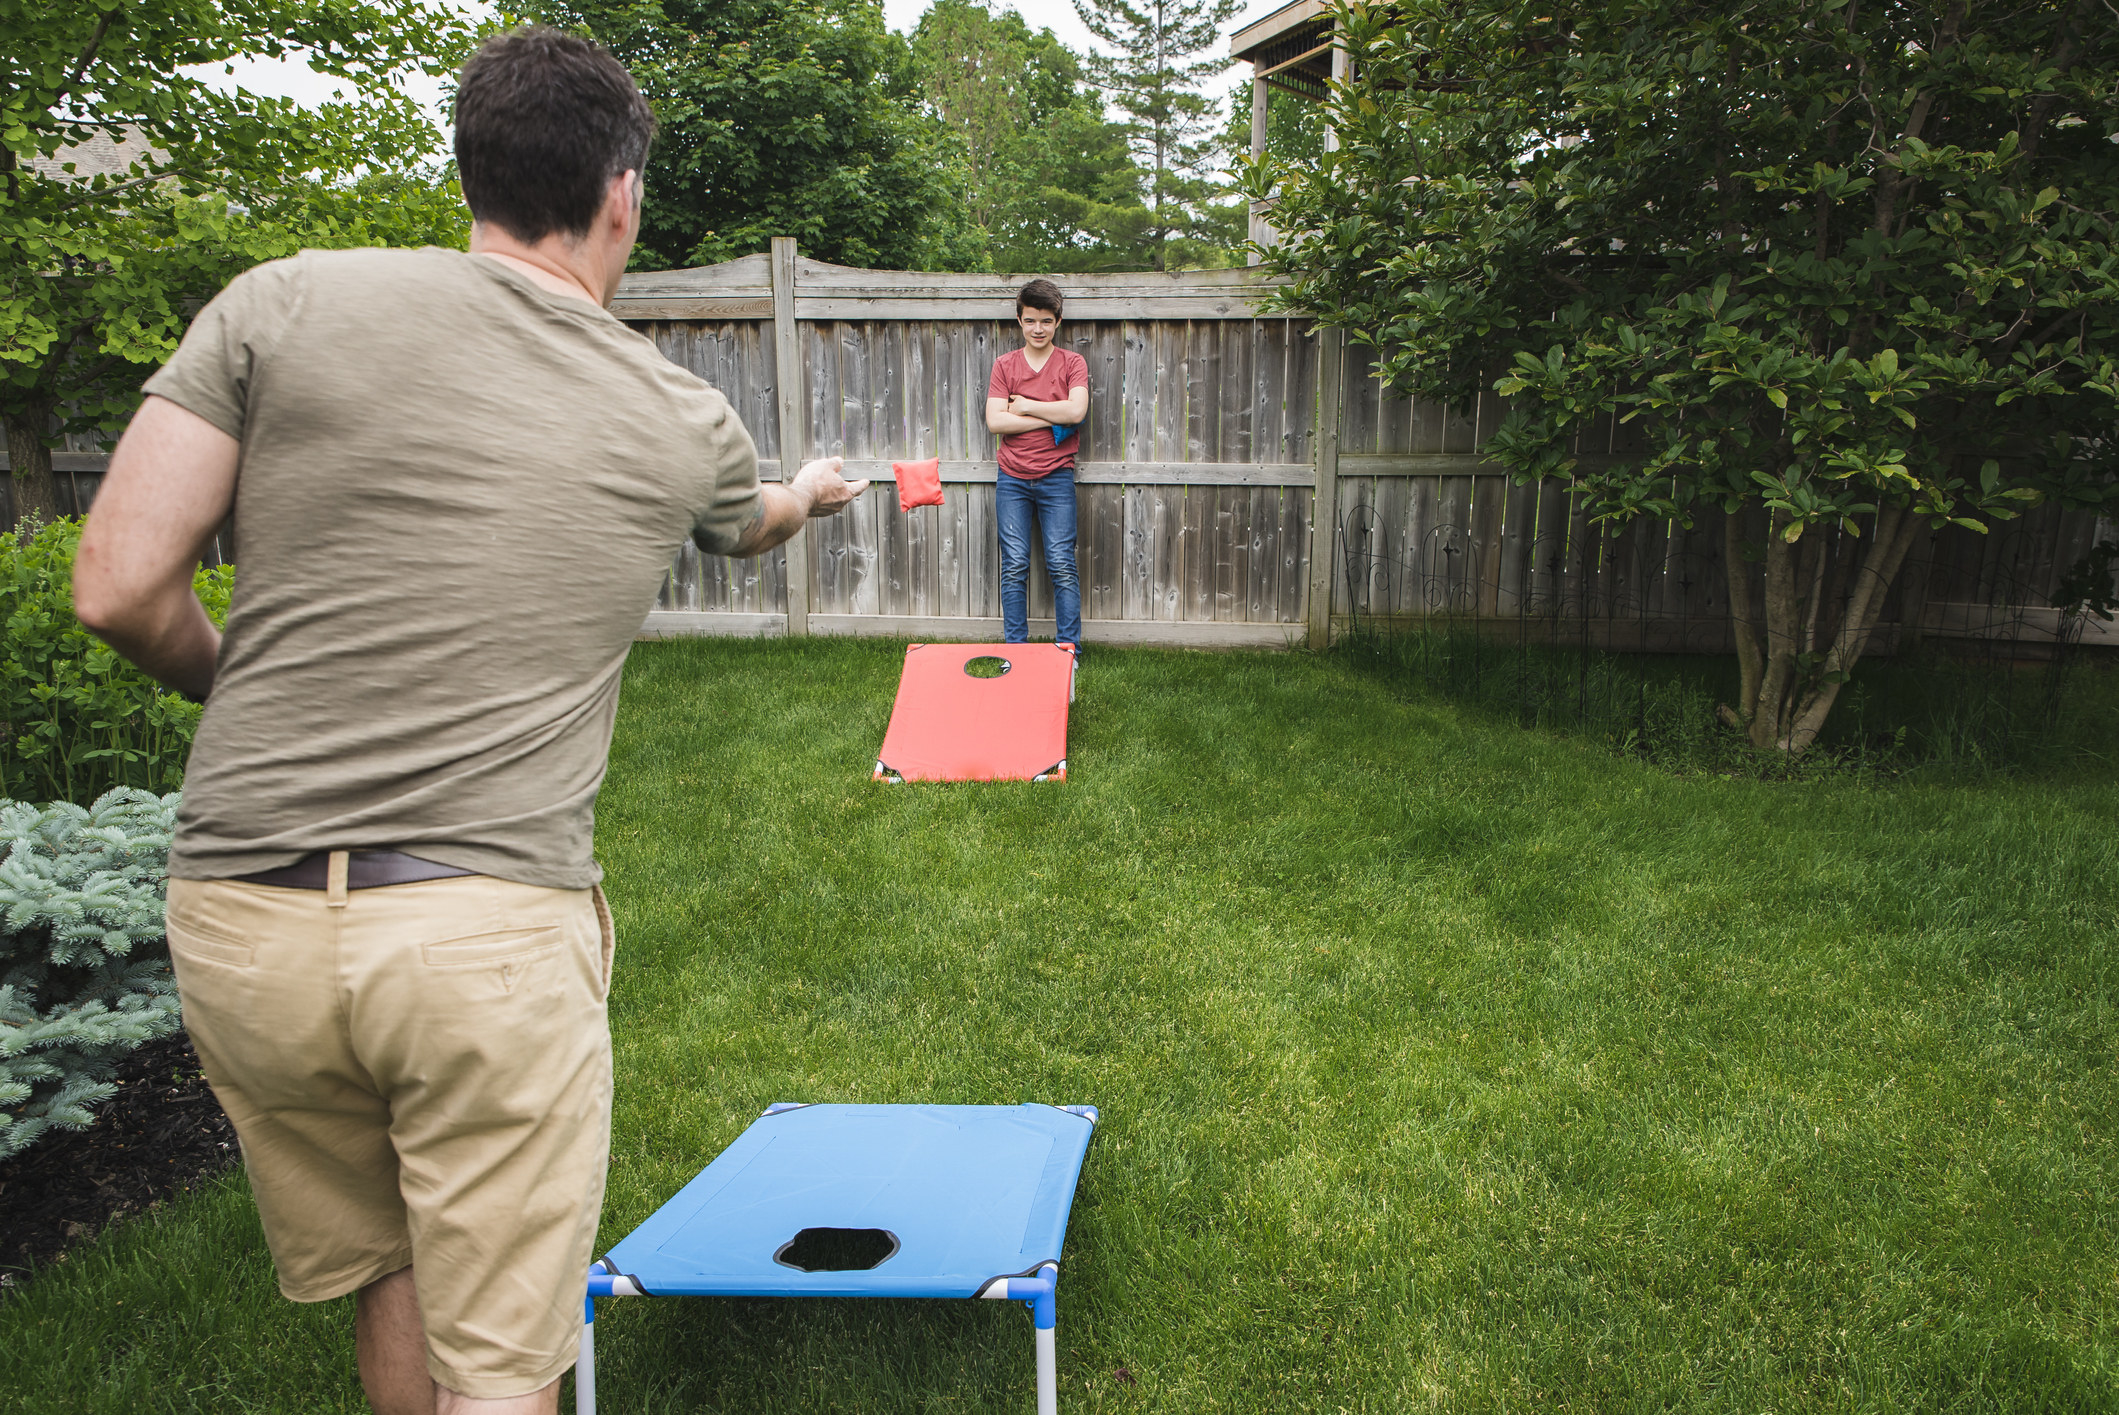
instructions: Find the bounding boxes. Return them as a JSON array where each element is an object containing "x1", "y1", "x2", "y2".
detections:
[
  {"x1": 789, "y1": 456, "x2": 869, "y2": 517},
  {"x1": 1004, "y1": 394, "x2": 1054, "y2": 424},
  {"x1": 726, "y1": 456, "x2": 867, "y2": 557},
  {"x1": 74, "y1": 395, "x2": 238, "y2": 701}
]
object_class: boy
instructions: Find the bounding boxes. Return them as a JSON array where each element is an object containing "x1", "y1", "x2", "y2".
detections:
[{"x1": 985, "y1": 278, "x2": 1089, "y2": 654}]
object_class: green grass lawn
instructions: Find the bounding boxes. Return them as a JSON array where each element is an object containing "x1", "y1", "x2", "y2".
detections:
[{"x1": 5, "y1": 638, "x2": 2117, "y2": 1412}]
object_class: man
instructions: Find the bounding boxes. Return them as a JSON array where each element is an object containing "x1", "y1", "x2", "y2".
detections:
[
  {"x1": 984, "y1": 278, "x2": 1089, "y2": 654},
  {"x1": 71, "y1": 28, "x2": 865, "y2": 1415}
]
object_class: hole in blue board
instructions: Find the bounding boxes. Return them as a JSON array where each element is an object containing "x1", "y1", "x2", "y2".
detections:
[
  {"x1": 964, "y1": 656, "x2": 1011, "y2": 679},
  {"x1": 774, "y1": 1227, "x2": 900, "y2": 1272}
]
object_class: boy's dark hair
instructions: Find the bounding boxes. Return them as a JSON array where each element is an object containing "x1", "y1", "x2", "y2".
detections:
[
  {"x1": 1017, "y1": 279, "x2": 1064, "y2": 318},
  {"x1": 454, "y1": 27, "x2": 658, "y2": 244}
]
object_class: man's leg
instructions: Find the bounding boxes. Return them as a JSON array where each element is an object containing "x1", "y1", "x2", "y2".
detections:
[
  {"x1": 169, "y1": 875, "x2": 605, "y2": 1411},
  {"x1": 997, "y1": 472, "x2": 1034, "y2": 643},
  {"x1": 355, "y1": 877, "x2": 613, "y2": 1405},
  {"x1": 359, "y1": 1266, "x2": 560, "y2": 1415},
  {"x1": 438, "y1": 1378, "x2": 560, "y2": 1415},
  {"x1": 358, "y1": 1267, "x2": 437, "y2": 1414},
  {"x1": 1036, "y1": 469, "x2": 1083, "y2": 650},
  {"x1": 165, "y1": 879, "x2": 425, "y2": 1392}
]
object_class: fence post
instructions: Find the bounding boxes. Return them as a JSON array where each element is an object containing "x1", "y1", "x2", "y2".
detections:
[
  {"x1": 771, "y1": 236, "x2": 810, "y2": 638},
  {"x1": 1306, "y1": 325, "x2": 1345, "y2": 649},
  {"x1": 1247, "y1": 76, "x2": 1272, "y2": 261}
]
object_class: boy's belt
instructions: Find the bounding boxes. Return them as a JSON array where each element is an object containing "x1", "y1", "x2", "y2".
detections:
[{"x1": 235, "y1": 850, "x2": 479, "y2": 890}]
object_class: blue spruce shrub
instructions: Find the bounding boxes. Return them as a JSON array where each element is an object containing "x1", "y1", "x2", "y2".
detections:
[{"x1": 0, "y1": 788, "x2": 182, "y2": 1159}]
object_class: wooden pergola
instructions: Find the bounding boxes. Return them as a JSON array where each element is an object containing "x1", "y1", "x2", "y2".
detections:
[{"x1": 1229, "y1": 0, "x2": 1344, "y2": 254}]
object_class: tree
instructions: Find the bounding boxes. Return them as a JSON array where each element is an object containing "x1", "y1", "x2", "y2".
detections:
[
  {"x1": 911, "y1": 0, "x2": 1027, "y2": 236},
  {"x1": 544, "y1": 0, "x2": 985, "y2": 272},
  {"x1": 1254, "y1": 0, "x2": 2119, "y2": 753},
  {"x1": 1218, "y1": 77, "x2": 1326, "y2": 171},
  {"x1": 1073, "y1": 0, "x2": 1245, "y2": 271},
  {"x1": 911, "y1": 0, "x2": 1152, "y2": 272},
  {"x1": 2, "y1": 0, "x2": 477, "y2": 530}
]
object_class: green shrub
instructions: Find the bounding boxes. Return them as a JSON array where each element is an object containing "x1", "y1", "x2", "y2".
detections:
[
  {"x1": 0, "y1": 788, "x2": 181, "y2": 1160},
  {"x1": 0, "y1": 517, "x2": 233, "y2": 802}
]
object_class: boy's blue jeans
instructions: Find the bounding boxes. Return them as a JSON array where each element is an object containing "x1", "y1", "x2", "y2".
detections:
[{"x1": 997, "y1": 468, "x2": 1082, "y2": 648}]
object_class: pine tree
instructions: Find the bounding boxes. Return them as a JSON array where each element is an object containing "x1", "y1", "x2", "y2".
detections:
[{"x1": 1071, "y1": 0, "x2": 1243, "y2": 271}]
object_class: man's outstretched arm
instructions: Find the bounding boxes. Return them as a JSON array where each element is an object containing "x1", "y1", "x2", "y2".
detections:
[
  {"x1": 722, "y1": 455, "x2": 867, "y2": 558},
  {"x1": 74, "y1": 395, "x2": 239, "y2": 701}
]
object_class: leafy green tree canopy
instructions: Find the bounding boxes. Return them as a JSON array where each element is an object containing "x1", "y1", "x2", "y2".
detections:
[
  {"x1": 2, "y1": 0, "x2": 476, "y2": 528},
  {"x1": 911, "y1": 0, "x2": 1152, "y2": 272},
  {"x1": 1255, "y1": 0, "x2": 2119, "y2": 753},
  {"x1": 544, "y1": 0, "x2": 984, "y2": 271},
  {"x1": 912, "y1": 0, "x2": 1031, "y2": 234},
  {"x1": 1073, "y1": 0, "x2": 1246, "y2": 270}
]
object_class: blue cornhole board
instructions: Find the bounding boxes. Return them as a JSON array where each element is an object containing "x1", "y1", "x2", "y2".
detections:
[{"x1": 580, "y1": 1102, "x2": 1099, "y2": 1414}]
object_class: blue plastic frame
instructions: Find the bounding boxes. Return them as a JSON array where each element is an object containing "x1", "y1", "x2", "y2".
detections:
[{"x1": 576, "y1": 1103, "x2": 1098, "y2": 1414}]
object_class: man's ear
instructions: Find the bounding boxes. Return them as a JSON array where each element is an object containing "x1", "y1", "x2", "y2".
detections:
[{"x1": 604, "y1": 169, "x2": 639, "y2": 230}]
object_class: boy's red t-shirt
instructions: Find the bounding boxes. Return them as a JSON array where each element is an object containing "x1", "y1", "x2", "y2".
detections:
[{"x1": 988, "y1": 346, "x2": 1088, "y2": 479}]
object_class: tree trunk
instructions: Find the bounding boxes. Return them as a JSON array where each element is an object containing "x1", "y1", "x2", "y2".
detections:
[
  {"x1": 1782, "y1": 505, "x2": 1924, "y2": 751},
  {"x1": 1722, "y1": 507, "x2": 1764, "y2": 725},
  {"x1": 1723, "y1": 504, "x2": 1926, "y2": 754},
  {"x1": 4, "y1": 406, "x2": 62, "y2": 534},
  {"x1": 1152, "y1": 132, "x2": 1168, "y2": 273},
  {"x1": 1749, "y1": 512, "x2": 1802, "y2": 750}
]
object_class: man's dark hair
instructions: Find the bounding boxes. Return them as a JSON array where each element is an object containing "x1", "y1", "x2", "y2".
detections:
[
  {"x1": 454, "y1": 27, "x2": 657, "y2": 244},
  {"x1": 1017, "y1": 279, "x2": 1064, "y2": 318}
]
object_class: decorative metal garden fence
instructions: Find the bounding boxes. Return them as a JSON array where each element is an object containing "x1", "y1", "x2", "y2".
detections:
[{"x1": 1334, "y1": 483, "x2": 2116, "y2": 763}]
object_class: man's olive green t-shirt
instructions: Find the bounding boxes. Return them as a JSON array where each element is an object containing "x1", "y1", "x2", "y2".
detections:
[{"x1": 143, "y1": 247, "x2": 764, "y2": 889}]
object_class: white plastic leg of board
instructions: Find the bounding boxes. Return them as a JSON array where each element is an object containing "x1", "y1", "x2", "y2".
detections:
[
  {"x1": 575, "y1": 1314, "x2": 595, "y2": 1415},
  {"x1": 1036, "y1": 1323, "x2": 1057, "y2": 1415}
]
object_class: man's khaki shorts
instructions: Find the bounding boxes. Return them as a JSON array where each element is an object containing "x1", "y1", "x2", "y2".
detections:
[{"x1": 165, "y1": 868, "x2": 615, "y2": 1400}]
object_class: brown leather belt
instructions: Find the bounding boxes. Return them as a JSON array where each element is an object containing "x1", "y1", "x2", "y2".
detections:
[{"x1": 236, "y1": 850, "x2": 479, "y2": 891}]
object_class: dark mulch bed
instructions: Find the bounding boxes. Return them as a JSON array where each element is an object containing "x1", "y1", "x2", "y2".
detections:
[{"x1": 0, "y1": 1031, "x2": 239, "y2": 1290}]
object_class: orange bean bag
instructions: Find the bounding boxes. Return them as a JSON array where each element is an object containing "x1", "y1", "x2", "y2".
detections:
[{"x1": 894, "y1": 457, "x2": 943, "y2": 511}]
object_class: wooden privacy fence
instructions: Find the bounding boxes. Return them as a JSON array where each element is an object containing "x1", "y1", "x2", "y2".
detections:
[
  {"x1": 7, "y1": 238, "x2": 2105, "y2": 652},
  {"x1": 619, "y1": 241, "x2": 1320, "y2": 648},
  {"x1": 1327, "y1": 409, "x2": 2119, "y2": 654},
  {"x1": 618, "y1": 240, "x2": 2110, "y2": 652}
]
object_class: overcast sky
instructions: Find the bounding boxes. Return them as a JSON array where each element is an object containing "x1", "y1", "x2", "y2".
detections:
[{"x1": 189, "y1": 0, "x2": 1278, "y2": 140}]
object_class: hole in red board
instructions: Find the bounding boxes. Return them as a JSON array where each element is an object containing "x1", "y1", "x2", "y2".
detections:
[{"x1": 963, "y1": 656, "x2": 1011, "y2": 679}]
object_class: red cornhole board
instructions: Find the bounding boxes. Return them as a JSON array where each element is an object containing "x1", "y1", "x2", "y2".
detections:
[{"x1": 874, "y1": 643, "x2": 1076, "y2": 783}]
